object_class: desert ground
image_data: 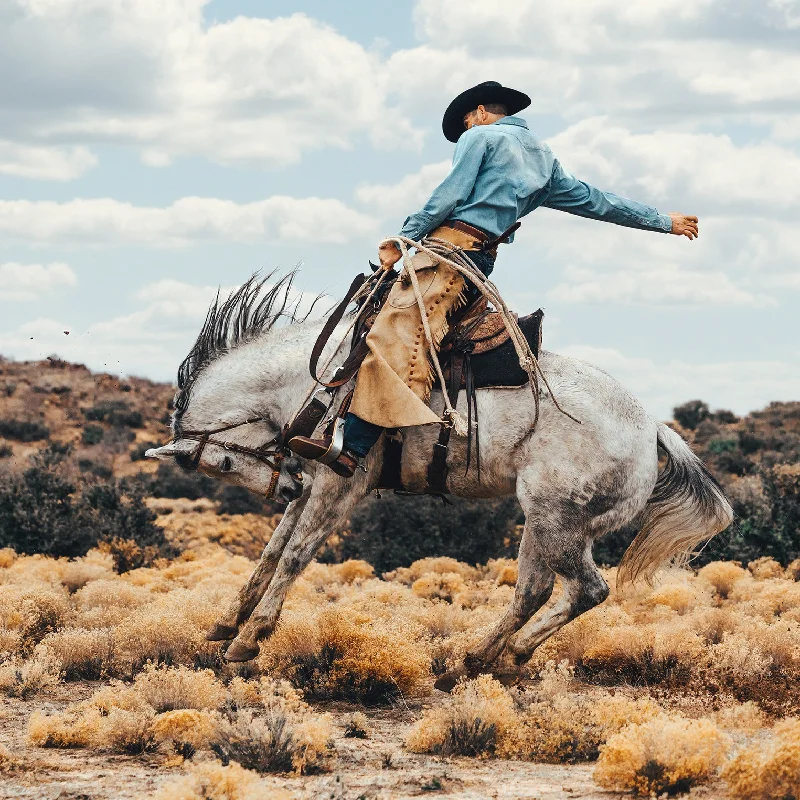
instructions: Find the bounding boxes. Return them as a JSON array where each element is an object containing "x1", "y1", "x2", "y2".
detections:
[{"x1": 1, "y1": 523, "x2": 799, "y2": 799}]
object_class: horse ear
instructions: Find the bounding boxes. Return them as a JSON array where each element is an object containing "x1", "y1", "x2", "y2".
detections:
[{"x1": 145, "y1": 444, "x2": 178, "y2": 461}]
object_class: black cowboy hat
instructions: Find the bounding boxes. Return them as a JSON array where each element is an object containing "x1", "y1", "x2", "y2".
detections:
[{"x1": 442, "y1": 81, "x2": 531, "y2": 143}]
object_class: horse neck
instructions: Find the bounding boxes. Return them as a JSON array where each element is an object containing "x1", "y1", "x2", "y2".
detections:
[{"x1": 230, "y1": 316, "x2": 345, "y2": 427}]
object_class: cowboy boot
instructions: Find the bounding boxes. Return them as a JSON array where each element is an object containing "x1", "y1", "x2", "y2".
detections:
[{"x1": 287, "y1": 434, "x2": 360, "y2": 478}]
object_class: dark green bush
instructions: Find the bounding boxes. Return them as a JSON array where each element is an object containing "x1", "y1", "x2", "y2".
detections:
[
  {"x1": 150, "y1": 462, "x2": 218, "y2": 501},
  {"x1": 0, "y1": 418, "x2": 50, "y2": 442},
  {"x1": 217, "y1": 485, "x2": 270, "y2": 515},
  {"x1": 83, "y1": 401, "x2": 142, "y2": 428},
  {"x1": 673, "y1": 400, "x2": 710, "y2": 430},
  {"x1": 0, "y1": 444, "x2": 12, "y2": 458},
  {"x1": 77, "y1": 458, "x2": 113, "y2": 479},
  {"x1": 81, "y1": 424, "x2": 104, "y2": 445},
  {"x1": 0, "y1": 445, "x2": 171, "y2": 562},
  {"x1": 333, "y1": 493, "x2": 522, "y2": 573},
  {"x1": 130, "y1": 441, "x2": 161, "y2": 461}
]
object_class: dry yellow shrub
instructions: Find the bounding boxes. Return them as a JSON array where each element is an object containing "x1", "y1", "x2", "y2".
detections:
[
  {"x1": 0, "y1": 628, "x2": 21, "y2": 656},
  {"x1": 89, "y1": 680, "x2": 152, "y2": 713},
  {"x1": 28, "y1": 704, "x2": 104, "y2": 748},
  {"x1": 16, "y1": 589, "x2": 73, "y2": 650},
  {"x1": 153, "y1": 760, "x2": 281, "y2": 800},
  {"x1": 499, "y1": 691, "x2": 662, "y2": 763},
  {"x1": 259, "y1": 608, "x2": 429, "y2": 703},
  {"x1": 698, "y1": 561, "x2": 748, "y2": 598},
  {"x1": 786, "y1": 558, "x2": 800, "y2": 582},
  {"x1": 748, "y1": 557, "x2": 785, "y2": 581},
  {"x1": 385, "y1": 557, "x2": 479, "y2": 585},
  {"x1": 3, "y1": 554, "x2": 67, "y2": 586},
  {"x1": 302, "y1": 560, "x2": 375, "y2": 587},
  {"x1": 0, "y1": 742, "x2": 14, "y2": 766},
  {"x1": 61, "y1": 553, "x2": 114, "y2": 593},
  {"x1": 39, "y1": 627, "x2": 114, "y2": 679},
  {"x1": 712, "y1": 701, "x2": 768, "y2": 731},
  {"x1": 102, "y1": 707, "x2": 158, "y2": 754},
  {"x1": 228, "y1": 676, "x2": 262, "y2": 709},
  {"x1": 213, "y1": 680, "x2": 333, "y2": 775},
  {"x1": 112, "y1": 590, "x2": 219, "y2": 675},
  {"x1": 133, "y1": 664, "x2": 227, "y2": 712},
  {"x1": 411, "y1": 572, "x2": 467, "y2": 602},
  {"x1": 0, "y1": 547, "x2": 16, "y2": 568},
  {"x1": 344, "y1": 711, "x2": 370, "y2": 739},
  {"x1": 0, "y1": 650, "x2": 62, "y2": 697},
  {"x1": 724, "y1": 717, "x2": 800, "y2": 800},
  {"x1": 485, "y1": 558, "x2": 518, "y2": 586},
  {"x1": 595, "y1": 716, "x2": 730, "y2": 795},
  {"x1": 74, "y1": 579, "x2": 152, "y2": 610},
  {"x1": 646, "y1": 582, "x2": 702, "y2": 614},
  {"x1": 152, "y1": 709, "x2": 220, "y2": 751},
  {"x1": 406, "y1": 674, "x2": 517, "y2": 756}
]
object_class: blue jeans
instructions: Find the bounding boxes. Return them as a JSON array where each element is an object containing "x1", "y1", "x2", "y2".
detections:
[{"x1": 343, "y1": 250, "x2": 496, "y2": 457}]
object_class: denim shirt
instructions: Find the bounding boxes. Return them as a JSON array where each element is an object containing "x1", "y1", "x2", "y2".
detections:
[{"x1": 398, "y1": 117, "x2": 672, "y2": 242}]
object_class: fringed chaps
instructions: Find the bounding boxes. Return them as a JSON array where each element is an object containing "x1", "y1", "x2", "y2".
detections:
[{"x1": 350, "y1": 246, "x2": 467, "y2": 428}]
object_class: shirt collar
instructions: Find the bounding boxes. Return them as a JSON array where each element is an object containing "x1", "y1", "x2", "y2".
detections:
[{"x1": 493, "y1": 116, "x2": 528, "y2": 129}]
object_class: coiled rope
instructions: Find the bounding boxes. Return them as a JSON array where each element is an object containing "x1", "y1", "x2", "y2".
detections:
[{"x1": 385, "y1": 235, "x2": 580, "y2": 434}]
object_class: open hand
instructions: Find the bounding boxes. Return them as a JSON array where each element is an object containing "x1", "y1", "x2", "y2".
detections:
[
  {"x1": 378, "y1": 242, "x2": 402, "y2": 269},
  {"x1": 668, "y1": 213, "x2": 699, "y2": 240}
]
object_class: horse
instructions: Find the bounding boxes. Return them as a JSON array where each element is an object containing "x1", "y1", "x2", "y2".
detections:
[{"x1": 147, "y1": 273, "x2": 733, "y2": 689}]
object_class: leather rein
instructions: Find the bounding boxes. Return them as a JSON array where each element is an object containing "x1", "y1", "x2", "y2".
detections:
[{"x1": 176, "y1": 416, "x2": 288, "y2": 499}]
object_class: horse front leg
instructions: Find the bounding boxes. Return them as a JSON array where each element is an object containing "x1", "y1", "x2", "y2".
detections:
[
  {"x1": 224, "y1": 471, "x2": 370, "y2": 662},
  {"x1": 206, "y1": 490, "x2": 311, "y2": 641}
]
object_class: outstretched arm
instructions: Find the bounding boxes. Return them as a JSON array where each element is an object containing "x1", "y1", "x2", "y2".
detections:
[
  {"x1": 378, "y1": 128, "x2": 487, "y2": 267},
  {"x1": 543, "y1": 160, "x2": 698, "y2": 240}
]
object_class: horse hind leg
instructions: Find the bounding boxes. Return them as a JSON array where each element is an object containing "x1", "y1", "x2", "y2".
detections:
[
  {"x1": 508, "y1": 535, "x2": 609, "y2": 667},
  {"x1": 434, "y1": 519, "x2": 556, "y2": 692}
]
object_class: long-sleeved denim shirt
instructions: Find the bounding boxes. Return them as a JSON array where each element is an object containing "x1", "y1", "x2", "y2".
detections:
[{"x1": 398, "y1": 116, "x2": 673, "y2": 242}]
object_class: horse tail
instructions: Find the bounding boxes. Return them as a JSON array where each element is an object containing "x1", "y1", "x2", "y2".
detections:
[{"x1": 617, "y1": 422, "x2": 733, "y2": 585}]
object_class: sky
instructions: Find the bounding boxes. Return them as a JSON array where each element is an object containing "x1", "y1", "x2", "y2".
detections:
[{"x1": 0, "y1": 0, "x2": 798, "y2": 419}]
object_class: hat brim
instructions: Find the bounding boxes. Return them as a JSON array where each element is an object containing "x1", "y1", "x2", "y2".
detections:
[{"x1": 442, "y1": 84, "x2": 531, "y2": 143}]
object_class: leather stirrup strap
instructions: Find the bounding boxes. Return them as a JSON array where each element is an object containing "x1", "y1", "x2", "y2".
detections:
[
  {"x1": 309, "y1": 272, "x2": 366, "y2": 387},
  {"x1": 426, "y1": 354, "x2": 465, "y2": 494}
]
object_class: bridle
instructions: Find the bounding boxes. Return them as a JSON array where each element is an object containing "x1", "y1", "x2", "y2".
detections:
[{"x1": 175, "y1": 416, "x2": 289, "y2": 499}]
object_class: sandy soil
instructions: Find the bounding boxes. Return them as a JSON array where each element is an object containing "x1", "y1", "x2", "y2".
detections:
[{"x1": 0, "y1": 682, "x2": 732, "y2": 800}]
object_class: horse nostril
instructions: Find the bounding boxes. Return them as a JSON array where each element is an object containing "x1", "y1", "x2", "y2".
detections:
[{"x1": 221, "y1": 456, "x2": 232, "y2": 472}]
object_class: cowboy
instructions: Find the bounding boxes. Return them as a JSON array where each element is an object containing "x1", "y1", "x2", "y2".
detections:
[{"x1": 290, "y1": 81, "x2": 699, "y2": 477}]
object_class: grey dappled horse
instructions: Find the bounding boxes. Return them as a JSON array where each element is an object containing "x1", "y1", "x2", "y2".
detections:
[{"x1": 148, "y1": 276, "x2": 733, "y2": 688}]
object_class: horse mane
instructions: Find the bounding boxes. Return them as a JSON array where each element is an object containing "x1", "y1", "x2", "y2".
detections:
[{"x1": 174, "y1": 269, "x2": 320, "y2": 416}]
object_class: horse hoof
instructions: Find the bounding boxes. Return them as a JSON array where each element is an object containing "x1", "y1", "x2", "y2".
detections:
[
  {"x1": 224, "y1": 639, "x2": 260, "y2": 662},
  {"x1": 434, "y1": 671, "x2": 461, "y2": 693},
  {"x1": 206, "y1": 623, "x2": 238, "y2": 642}
]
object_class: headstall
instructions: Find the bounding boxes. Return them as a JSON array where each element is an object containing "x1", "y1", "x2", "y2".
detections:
[{"x1": 174, "y1": 416, "x2": 289, "y2": 499}]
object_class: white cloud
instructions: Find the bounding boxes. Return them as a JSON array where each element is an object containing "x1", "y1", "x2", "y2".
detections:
[
  {"x1": 548, "y1": 118, "x2": 800, "y2": 214},
  {"x1": 0, "y1": 262, "x2": 77, "y2": 300},
  {"x1": 395, "y1": 0, "x2": 800, "y2": 129},
  {"x1": 0, "y1": 3, "x2": 421, "y2": 167},
  {"x1": 356, "y1": 160, "x2": 450, "y2": 220},
  {"x1": 0, "y1": 275, "x2": 331, "y2": 380},
  {"x1": 548, "y1": 264, "x2": 775, "y2": 308},
  {"x1": 560, "y1": 345, "x2": 800, "y2": 419},
  {"x1": 0, "y1": 141, "x2": 97, "y2": 180},
  {"x1": 0, "y1": 196, "x2": 377, "y2": 247}
]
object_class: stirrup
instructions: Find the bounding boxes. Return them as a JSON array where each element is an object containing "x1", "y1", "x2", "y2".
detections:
[{"x1": 317, "y1": 416, "x2": 345, "y2": 465}]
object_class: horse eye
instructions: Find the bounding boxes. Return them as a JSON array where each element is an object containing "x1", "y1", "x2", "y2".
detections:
[{"x1": 220, "y1": 456, "x2": 233, "y2": 472}]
